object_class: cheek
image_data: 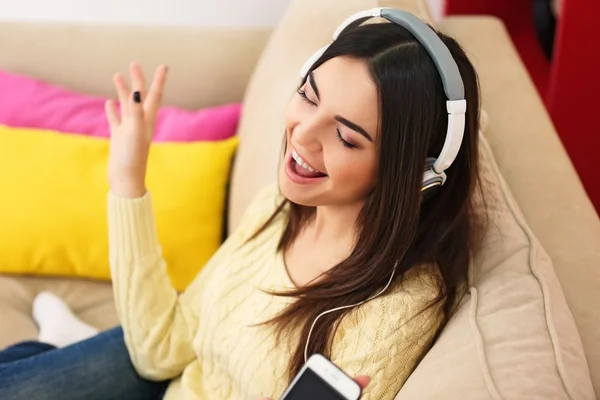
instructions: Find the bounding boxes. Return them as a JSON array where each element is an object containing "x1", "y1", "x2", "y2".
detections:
[{"x1": 326, "y1": 147, "x2": 378, "y2": 190}]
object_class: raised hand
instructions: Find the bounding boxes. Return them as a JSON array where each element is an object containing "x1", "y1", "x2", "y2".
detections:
[{"x1": 105, "y1": 62, "x2": 168, "y2": 198}]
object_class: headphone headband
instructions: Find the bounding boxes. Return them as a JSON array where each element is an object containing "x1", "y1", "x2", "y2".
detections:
[
  {"x1": 299, "y1": 7, "x2": 467, "y2": 179},
  {"x1": 380, "y1": 9, "x2": 464, "y2": 100}
]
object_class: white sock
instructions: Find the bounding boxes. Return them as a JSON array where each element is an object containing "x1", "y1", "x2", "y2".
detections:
[{"x1": 32, "y1": 291, "x2": 99, "y2": 348}]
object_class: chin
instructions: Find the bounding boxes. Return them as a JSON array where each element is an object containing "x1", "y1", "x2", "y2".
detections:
[{"x1": 278, "y1": 169, "x2": 316, "y2": 207}]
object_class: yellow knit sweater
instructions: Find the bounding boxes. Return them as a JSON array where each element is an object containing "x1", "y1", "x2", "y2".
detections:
[{"x1": 108, "y1": 184, "x2": 443, "y2": 400}]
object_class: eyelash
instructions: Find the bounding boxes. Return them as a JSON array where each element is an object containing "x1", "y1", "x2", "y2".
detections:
[
  {"x1": 296, "y1": 88, "x2": 315, "y2": 105},
  {"x1": 296, "y1": 88, "x2": 355, "y2": 149}
]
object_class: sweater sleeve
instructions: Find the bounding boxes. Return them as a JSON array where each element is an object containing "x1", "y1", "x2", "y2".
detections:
[
  {"x1": 330, "y1": 266, "x2": 444, "y2": 400},
  {"x1": 107, "y1": 183, "x2": 281, "y2": 380}
]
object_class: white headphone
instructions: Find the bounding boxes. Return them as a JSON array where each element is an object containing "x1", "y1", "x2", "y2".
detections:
[
  {"x1": 302, "y1": 8, "x2": 467, "y2": 362},
  {"x1": 299, "y1": 7, "x2": 467, "y2": 198}
]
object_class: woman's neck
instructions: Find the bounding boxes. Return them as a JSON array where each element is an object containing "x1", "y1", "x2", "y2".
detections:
[
  {"x1": 283, "y1": 201, "x2": 364, "y2": 287},
  {"x1": 307, "y1": 201, "x2": 363, "y2": 246}
]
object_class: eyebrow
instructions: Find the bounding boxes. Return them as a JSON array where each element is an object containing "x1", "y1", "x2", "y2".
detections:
[
  {"x1": 308, "y1": 73, "x2": 321, "y2": 100},
  {"x1": 308, "y1": 72, "x2": 373, "y2": 143},
  {"x1": 335, "y1": 116, "x2": 373, "y2": 142}
]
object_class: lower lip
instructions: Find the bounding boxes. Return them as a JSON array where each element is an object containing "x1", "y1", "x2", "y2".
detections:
[{"x1": 284, "y1": 151, "x2": 328, "y2": 185}]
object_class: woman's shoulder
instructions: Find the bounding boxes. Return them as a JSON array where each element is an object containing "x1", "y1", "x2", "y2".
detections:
[
  {"x1": 349, "y1": 264, "x2": 442, "y2": 325},
  {"x1": 332, "y1": 264, "x2": 443, "y2": 354},
  {"x1": 396, "y1": 263, "x2": 442, "y2": 303},
  {"x1": 246, "y1": 182, "x2": 284, "y2": 212},
  {"x1": 234, "y1": 182, "x2": 286, "y2": 239},
  {"x1": 241, "y1": 182, "x2": 284, "y2": 223}
]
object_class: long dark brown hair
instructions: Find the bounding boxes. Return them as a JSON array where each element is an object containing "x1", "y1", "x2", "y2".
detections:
[{"x1": 250, "y1": 20, "x2": 486, "y2": 380}]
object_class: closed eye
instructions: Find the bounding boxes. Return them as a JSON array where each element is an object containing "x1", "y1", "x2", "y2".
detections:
[
  {"x1": 297, "y1": 87, "x2": 355, "y2": 149},
  {"x1": 336, "y1": 129, "x2": 355, "y2": 149},
  {"x1": 296, "y1": 88, "x2": 316, "y2": 106}
]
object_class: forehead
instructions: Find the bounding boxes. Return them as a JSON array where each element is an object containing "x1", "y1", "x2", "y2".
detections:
[{"x1": 312, "y1": 57, "x2": 379, "y2": 139}]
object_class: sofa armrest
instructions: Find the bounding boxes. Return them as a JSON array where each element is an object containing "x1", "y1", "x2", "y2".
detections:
[{"x1": 437, "y1": 16, "x2": 600, "y2": 392}]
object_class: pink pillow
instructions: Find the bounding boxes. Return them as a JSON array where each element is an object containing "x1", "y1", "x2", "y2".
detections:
[{"x1": 0, "y1": 69, "x2": 240, "y2": 142}]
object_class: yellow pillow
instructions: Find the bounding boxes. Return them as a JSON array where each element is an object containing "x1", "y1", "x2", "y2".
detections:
[{"x1": 0, "y1": 125, "x2": 238, "y2": 290}]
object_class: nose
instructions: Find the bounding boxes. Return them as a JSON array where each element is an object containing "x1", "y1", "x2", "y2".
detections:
[{"x1": 292, "y1": 114, "x2": 325, "y2": 153}]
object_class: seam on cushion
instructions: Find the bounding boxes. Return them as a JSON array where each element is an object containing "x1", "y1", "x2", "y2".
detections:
[
  {"x1": 481, "y1": 139, "x2": 577, "y2": 400},
  {"x1": 468, "y1": 286, "x2": 504, "y2": 400}
]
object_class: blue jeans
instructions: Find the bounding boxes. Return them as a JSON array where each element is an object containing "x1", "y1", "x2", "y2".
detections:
[{"x1": 0, "y1": 326, "x2": 170, "y2": 400}]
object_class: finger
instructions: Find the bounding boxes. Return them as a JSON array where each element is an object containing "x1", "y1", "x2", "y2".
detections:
[
  {"x1": 104, "y1": 99, "x2": 120, "y2": 131},
  {"x1": 113, "y1": 73, "x2": 130, "y2": 117},
  {"x1": 354, "y1": 375, "x2": 370, "y2": 389},
  {"x1": 129, "y1": 61, "x2": 146, "y2": 99},
  {"x1": 129, "y1": 90, "x2": 144, "y2": 120},
  {"x1": 144, "y1": 65, "x2": 168, "y2": 118}
]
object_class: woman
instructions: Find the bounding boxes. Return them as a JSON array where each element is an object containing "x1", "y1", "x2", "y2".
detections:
[{"x1": 0, "y1": 9, "x2": 485, "y2": 400}]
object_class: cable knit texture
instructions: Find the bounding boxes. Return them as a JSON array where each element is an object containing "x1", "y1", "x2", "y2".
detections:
[{"x1": 108, "y1": 183, "x2": 443, "y2": 400}]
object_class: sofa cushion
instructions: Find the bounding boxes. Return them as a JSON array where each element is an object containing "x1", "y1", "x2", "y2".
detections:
[
  {"x1": 0, "y1": 126, "x2": 238, "y2": 291},
  {"x1": 228, "y1": 0, "x2": 434, "y2": 232},
  {"x1": 395, "y1": 134, "x2": 594, "y2": 399}
]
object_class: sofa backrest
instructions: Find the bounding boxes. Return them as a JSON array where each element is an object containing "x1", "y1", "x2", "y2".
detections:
[{"x1": 0, "y1": 23, "x2": 269, "y2": 110}]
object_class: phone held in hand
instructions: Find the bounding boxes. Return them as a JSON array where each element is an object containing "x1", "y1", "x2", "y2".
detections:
[{"x1": 280, "y1": 354, "x2": 362, "y2": 400}]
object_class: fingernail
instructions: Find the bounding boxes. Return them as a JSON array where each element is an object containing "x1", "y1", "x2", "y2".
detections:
[{"x1": 133, "y1": 91, "x2": 141, "y2": 103}]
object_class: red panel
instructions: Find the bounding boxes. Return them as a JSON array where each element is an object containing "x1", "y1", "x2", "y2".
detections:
[
  {"x1": 445, "y1": 0, "x2": 549, "y2": 94},
  {"x1": 445, "y1": 0, "x2": 600, "y2": 211},
  {"x1": 546, "y1": 0, "x2": 600, "y2": 210},
  {"x1": 445, "y1": 0, "x2": 524, "y2": 20}
]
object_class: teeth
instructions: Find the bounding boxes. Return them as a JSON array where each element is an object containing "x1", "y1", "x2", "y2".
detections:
[
  {"x1": 291, "y1": 148, "x2": 318, "y2": 173},
  {"x1": 302, "y1": 163, "x2": 314, "y2": 172}
]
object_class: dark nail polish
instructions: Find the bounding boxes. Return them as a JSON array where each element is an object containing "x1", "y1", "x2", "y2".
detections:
[{"x1": 133, "y1": 91, "x2": 141, "y2": 103}]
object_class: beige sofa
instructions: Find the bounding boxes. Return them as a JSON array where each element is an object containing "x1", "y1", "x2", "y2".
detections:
[{"x1": 1, "y1": 0, "x2": 598, "y2": 398}]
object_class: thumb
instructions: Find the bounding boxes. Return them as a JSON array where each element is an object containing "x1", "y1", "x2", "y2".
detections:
[
  {"x1": 104, "y1": 99, "x2": 120, "y2": 132},
  {"x1": 129, "y1": 91, "x2": 144, "y2": 119},
  {"x1": 354, "y1": 375, "x2": 370, "y2": 389}
]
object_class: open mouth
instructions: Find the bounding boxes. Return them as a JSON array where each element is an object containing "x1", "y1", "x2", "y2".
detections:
[{"x1": 286, "y1": 148, "x2": 328, "y2": 183}]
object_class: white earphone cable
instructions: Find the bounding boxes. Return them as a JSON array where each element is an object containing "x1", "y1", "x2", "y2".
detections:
[{"x1": 303, "y1": 261, "x2": 399, "y2": 362}]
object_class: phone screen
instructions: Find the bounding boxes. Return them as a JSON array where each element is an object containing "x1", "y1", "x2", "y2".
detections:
[{"x1": 282, "y1": 368, "x2": 346, "y2": 400}]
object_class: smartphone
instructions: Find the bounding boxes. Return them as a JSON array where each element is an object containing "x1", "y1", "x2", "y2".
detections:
[{"x1": 280, "y1": 354, "x2": 362, "y2": 400}]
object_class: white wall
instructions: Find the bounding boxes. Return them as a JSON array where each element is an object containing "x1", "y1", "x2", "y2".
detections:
[
  {"x1": 0, "y1": 0, "x2": 445, "y2": 27},
  {"x1": 0, "y1": 0, "x2": 292, "y2": 27}
]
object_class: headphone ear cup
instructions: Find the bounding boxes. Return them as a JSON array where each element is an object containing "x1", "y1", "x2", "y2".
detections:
[
  {"x1": 421, "y1": 184, "x2": 441, "y2": 201},
  {"x1": 422, "y1": 158, "x2": 446, "y2": 200}
]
